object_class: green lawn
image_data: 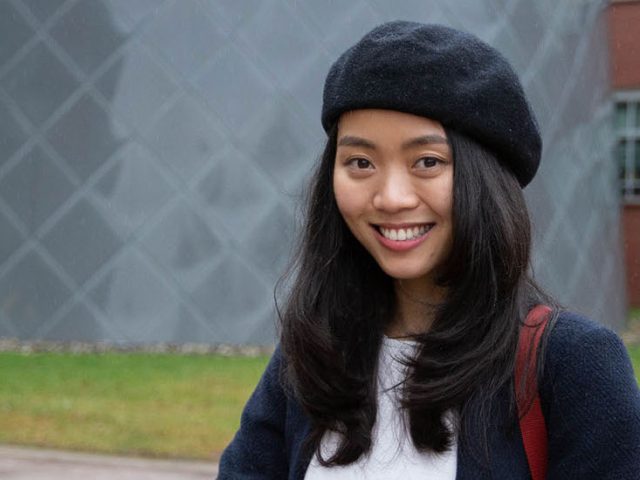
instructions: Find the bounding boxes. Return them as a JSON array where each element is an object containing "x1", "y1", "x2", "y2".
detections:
[
  {"x1": 627, "y1": 308, "x2": 640, "y2": 379},
  {"x1": 0, "y1": 352, "x2": 269, "y2": 460},
  {"x1": 626, "y1": 308, "x2": 640, "y2": 373},
  {"x1": 628, "y1": 344, "x2": 640, "y2": 372}
]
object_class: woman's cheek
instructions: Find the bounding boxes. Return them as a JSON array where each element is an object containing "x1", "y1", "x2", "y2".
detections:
[{"x1": 333, "y1": 173, "x2": 355, "y2": 217}]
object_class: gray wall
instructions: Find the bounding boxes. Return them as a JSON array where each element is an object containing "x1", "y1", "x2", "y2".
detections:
[{"x1": 0, "y1": 0, "x2": 625, "y2": 345}]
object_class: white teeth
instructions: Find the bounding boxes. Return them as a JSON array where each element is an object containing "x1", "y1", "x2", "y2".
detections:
[{"x1": 379, "y1": 225, "x2": 431, "y2": 241}]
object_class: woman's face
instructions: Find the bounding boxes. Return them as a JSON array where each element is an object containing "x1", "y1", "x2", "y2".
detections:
[{"x1": 333, "y1": 109, "x2": 454, "y2": 285}]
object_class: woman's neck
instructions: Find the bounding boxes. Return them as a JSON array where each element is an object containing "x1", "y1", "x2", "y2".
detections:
[{"x1": 386, "y1": 277, "x2": 446, "y2": 338}]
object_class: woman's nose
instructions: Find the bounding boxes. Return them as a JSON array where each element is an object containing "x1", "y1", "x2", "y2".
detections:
[{"x1": 372, "y1": 171, "x2": 420, "y2": 212}]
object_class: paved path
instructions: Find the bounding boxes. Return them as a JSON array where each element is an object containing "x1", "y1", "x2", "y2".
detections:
[{"x1": 0, "y1": 445, "x2": 218, "y2": 479}]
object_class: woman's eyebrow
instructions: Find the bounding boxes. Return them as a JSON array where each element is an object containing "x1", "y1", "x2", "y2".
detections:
[
  {"x1": 337, "y1": 134, "x2": 448, "y2": 150},
  {"x1": 337, "y1": 135, "x2": 376, "y2": 149},
  {"x1": 401, "y1": 134, "x2": 448, "y2": 148}
]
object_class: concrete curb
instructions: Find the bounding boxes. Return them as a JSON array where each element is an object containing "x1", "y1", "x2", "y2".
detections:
[
  {"x1": 0, "y1": 445, "x2": 218, "y2": 479},
  {"x1": 0, "y1": 337, "x2": 274, "y2": 356}
]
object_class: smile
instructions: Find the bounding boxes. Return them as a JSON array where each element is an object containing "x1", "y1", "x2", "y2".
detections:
[
  {"x1": 378, "y1": 224, "x2": 432, "y2": 241},
  {"x1": 372, "y1": 223, "x2": 434, "y2": 251}
]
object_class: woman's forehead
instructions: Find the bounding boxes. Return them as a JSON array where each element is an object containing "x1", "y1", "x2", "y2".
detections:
[
  {"x1": 337, "y1": 109, "x2": 446, "y2": 136},
  {"x1": 336, "y1": 109, "x2": 448, "y2": 150}
]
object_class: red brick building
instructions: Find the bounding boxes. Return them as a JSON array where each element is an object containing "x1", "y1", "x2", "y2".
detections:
[{"x1": 609, "y1": 0, "x2": 640, "y2": 306}]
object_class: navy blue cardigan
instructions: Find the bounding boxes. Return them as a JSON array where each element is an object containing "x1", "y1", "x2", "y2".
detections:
[{"x1": 218, "y1": 312, "x2": 640, "y2": 479}]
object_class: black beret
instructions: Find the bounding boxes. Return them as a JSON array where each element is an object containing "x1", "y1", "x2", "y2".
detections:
[{"x1": 321, "y1": 21, "x2": 542, "y2": 187}]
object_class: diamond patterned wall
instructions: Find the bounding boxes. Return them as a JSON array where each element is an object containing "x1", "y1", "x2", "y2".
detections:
[{"x1": 0, "y1": 0, "x2": 625, "y2": 345}]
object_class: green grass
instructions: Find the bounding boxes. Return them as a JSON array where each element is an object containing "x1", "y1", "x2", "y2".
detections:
[
  {"x1": 628, "y1": 344, "x2": 640, "y2": 370},
  {"x1": 629, "y1": 307, "x2": 640, "y2": 328},
  {"x1": 0, "y1": 352, "x2": 269, "y2": 460},
  {"x1": 626, "y1": 308, "x2": 640, "y2": 381}
]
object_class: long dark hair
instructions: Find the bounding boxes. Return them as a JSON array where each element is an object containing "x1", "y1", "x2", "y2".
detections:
[{"x1": 278, "y1": 124, "x2": 554, "y2": 466}]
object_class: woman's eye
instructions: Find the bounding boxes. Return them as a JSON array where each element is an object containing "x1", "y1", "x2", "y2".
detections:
[
  {"x1": 415, "y1": 156, "x2": 441, "y2": 169},
  {"x1": 350, "y1": 158, "x2": 372, "y2": 169}
]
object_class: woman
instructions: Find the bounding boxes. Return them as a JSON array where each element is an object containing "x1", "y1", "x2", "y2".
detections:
[{"x1": 218, "y1": 21, "x2": 640, "y2": 479}]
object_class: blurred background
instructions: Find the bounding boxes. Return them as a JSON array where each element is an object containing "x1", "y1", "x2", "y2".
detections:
[
  {"x1": 0, "y1": 0, "x2": 639, "y2": 473},
  {"x1": 0, "y1": 0, "x2": 638, "y2": 347}
]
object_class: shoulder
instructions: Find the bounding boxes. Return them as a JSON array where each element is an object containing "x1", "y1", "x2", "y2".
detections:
[
  {"x1": 545, "y1": 310, "x2": 624, "y2": 362},
  {"x1": 543, "y1": 309, "x2": 634, "y2": 395},
  {"x1": 547, "y1": 309, "x2": 618, "y2": 345},
  {"x1": 545, "y1": 309, "x2": 635, "y2": 375}
]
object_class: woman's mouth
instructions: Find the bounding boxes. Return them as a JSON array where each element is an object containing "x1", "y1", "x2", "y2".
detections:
[
  {"x1": 372, "y1": 223, "x2": 434, "y2": 251},
  {"x1": 377, "y1": 224, "x2": 432, "y2": 241}
]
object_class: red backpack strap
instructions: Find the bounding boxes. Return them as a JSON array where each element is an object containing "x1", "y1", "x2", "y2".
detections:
[{"x1": 515, "y1": 304, "x2": 552, "y2": 480}]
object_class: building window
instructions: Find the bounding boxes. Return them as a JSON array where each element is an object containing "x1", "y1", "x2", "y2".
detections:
[{"x1": 615, "y1": 92, "x2": 640, "y2": 202}]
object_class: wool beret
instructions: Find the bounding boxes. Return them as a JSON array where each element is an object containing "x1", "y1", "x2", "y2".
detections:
[{"x1": 321, "y1": 21, "x2": 542, "y2": 187}]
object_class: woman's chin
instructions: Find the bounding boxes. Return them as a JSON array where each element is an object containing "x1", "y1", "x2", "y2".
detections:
[{"x1": 381, "y1": 267, "x2": 433, "y2": 282}]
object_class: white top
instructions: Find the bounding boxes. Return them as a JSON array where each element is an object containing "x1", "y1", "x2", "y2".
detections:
[{"x1": 304, "y1": 336, "x2": 457, "y2": 480}]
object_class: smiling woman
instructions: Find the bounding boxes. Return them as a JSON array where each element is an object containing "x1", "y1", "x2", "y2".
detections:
[
  {"x1": 334, "y1": 111, "x2": 453, "y2": 316},
  {"x1": 217, "y1": 21, "x2": 640, "y2": 480},
  {"x1": 333, "y1": 110, "x2": 454, "y2": 337}
]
